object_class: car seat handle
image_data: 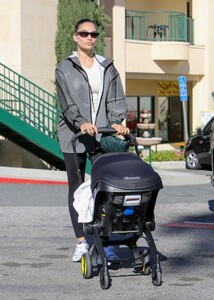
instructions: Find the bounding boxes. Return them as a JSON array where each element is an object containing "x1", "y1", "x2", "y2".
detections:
[
  {"x1": 72, "y1": 128, "x2": 139, "y2": 184},
  {"x1": 72, "y1": 127, "x2": 139, "y2": 154}
]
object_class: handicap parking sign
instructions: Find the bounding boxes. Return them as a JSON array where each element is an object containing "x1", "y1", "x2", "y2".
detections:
[{"x1": 178, "y1": 76, "x2": 188, "y2": 101}]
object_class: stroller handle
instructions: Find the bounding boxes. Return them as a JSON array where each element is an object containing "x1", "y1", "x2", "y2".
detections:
[
  {"x1": 71, "y1": 127, "x2": 139, "y2": 184},
  {"x1": 71, "y1": 127, "x2": 139, "y2": 156}
]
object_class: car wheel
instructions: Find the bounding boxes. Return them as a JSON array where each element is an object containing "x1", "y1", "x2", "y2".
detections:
[{"x1": 185, "y1": 150, "x2": 201, "y2": 170}]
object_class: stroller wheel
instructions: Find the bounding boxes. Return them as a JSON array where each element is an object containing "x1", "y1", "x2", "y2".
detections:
[
  {"x1": 152, "y1": 269, "x2": 162, "y2": 286},
  {"x1": 141, "y1": 250, "x2": 151, "y2": 275},
  {"x1": 81, "y1": 252, "x2": 93, "y2": 279},
  {"x1": 151, "y1": 263, "x2": 162, "y2": 286},
  {"x1": 99, "y1": 267, "x2": 111, "y2": 290}
]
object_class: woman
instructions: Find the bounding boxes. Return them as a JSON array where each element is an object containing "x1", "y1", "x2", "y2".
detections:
[{"x1": 56, "y1": 18, "x2": 129, "y2": 262}]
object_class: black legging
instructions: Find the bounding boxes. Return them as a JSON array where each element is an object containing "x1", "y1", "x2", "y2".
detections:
[{"x1": 63, "y1": 151, "x2": 102, "y2": 238}]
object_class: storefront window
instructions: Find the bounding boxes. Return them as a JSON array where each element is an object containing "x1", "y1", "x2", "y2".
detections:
[
  {"x1": 126, "y1": 97, "x2": 138, "y2": 134},
  {"x1": 127, "y1": 96, "x2": 184, "y2": 142},
  {"x1": 126, "y1": 96, "x2": 154, "y2": 136}
]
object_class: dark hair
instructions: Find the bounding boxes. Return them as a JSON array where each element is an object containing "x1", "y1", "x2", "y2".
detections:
[{"x1": 74, "y1": 18, "x2": 96, "y2": 32}]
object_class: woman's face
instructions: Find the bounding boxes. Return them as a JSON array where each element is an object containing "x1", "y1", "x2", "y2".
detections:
[{"x1": 73, "y1": 22, "x2": 98, "y2": 52}]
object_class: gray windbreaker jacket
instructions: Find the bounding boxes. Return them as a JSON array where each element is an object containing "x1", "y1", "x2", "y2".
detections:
[{"x1": 56, "y1": 52, "x2": 127, "y2": 153}]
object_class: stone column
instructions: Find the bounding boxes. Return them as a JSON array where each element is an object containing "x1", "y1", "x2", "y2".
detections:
[{"x1": 112, "y1": 0, "x2": 126, "y2": 90}]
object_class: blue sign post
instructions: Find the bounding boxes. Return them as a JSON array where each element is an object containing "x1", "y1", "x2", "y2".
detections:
[
  {"x1": 178, "y1": 76, "x2": 189, "y2": 141},
  {"x1": 178, "y1": 76, "x2": 188, "y2": 101}
]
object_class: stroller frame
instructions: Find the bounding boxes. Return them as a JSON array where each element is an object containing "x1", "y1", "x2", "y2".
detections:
[{"x1": 72, "y1": 128, "x2": 163, "y2": 289}]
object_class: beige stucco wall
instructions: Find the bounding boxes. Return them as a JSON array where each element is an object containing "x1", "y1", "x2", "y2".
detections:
[
  {"x1": 0, "y1": 0, "x2": 22, "y2": 72},
  {"x1": 20, "y1": 0, "x2": 58, "y2": 94},
  {"x1": 126, "y1": 79, "x2": 156, "y2": 96},
  {"x1": 125, "y1": 41, "x2": 205, "y2": 77},
  {"x1": 0, "y1": 140, "x2": 48, "y2": 169},
  {"x1": 125, "y1": 0, "x2": 186, "y2": 12},
  {"x1": 112, "y1": 0, "x2": 126, "y2": 87},
  {"x1": 0, "y1": 0, "x2": 58, "y2": 168},
  {"x1": 0, "y1": 0, "x2": 57, "y2": 94},
  {"x1": 191, "y1": 0, "x2": 214, "y2": 128}
]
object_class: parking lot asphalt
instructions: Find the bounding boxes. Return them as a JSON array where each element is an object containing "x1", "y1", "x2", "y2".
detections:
[{"x1": 0, "y1": 162, "x2": 213, "y2": 300}]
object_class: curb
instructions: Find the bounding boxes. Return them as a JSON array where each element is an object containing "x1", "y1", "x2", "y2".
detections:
[
  {"x1": 152, "y1": 160, "x2": 185, "y2": 169},
  {"x1": 0, "y1": 166, "x2": 68, "y2": 184},
  {"x1": 0, "y1": 177, "x2": 68, "y2": 185}
]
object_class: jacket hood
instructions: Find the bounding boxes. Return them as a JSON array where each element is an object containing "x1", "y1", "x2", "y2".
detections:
[{"x1": 68, "y1": 51, "x2": 113, "y2": 68}]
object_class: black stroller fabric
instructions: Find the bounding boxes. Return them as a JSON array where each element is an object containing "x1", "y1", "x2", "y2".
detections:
[
  {"x1": 72, "y1": 131, "x2": 164, "y2": 288},
  {"x1": 91, "y1": 152, "x2": 163, "y2": 192}
]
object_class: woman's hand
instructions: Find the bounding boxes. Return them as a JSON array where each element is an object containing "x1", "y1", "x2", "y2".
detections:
[
  {"x1": 111, "y1": 123, "x2": 130, "y2": 135},
  {"x1": 80, "y1": 122, "x2": 98, "y2": 135}
]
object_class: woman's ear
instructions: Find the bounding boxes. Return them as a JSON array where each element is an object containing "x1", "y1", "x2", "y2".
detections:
[{"x1": 73, "y1": 33, "x2": 77, "y2": 42}]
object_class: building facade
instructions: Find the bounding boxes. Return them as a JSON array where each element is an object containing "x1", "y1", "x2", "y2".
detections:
[
  {"x1": 0, "y1": 0, "x2": 214, "y2": 146},
  {"x1": 102, "y1": 0, "x2": 214, "y2": 143}
]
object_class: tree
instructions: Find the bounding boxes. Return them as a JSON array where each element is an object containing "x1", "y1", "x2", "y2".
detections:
[{"x1": 55, "y1": 0, "x2": 108, "y2": 64}]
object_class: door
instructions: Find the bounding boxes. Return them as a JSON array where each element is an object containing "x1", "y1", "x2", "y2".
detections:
[
  {"x1": 158, "y1": 96, "x2": 184, "y2": 143},
  {"x1": 168, "y1": 96, "x2": 183, "y2": 142}
]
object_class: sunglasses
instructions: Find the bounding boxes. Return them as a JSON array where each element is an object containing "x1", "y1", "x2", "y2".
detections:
[{"x1": 75, "y1": 31, "x2": 99, "y2": 39}]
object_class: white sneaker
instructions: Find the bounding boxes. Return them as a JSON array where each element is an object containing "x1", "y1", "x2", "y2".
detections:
[{"x1": 72, "y1": 240, "x2": 89, "y2": 262}]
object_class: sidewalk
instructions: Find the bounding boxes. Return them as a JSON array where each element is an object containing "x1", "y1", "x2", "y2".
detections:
[
  {"x1": 0, "y1": 161, "x2": 185, "y2": 184},
  {"x1": 0, "y1": 166, "x2": 68, "y2": 184}
]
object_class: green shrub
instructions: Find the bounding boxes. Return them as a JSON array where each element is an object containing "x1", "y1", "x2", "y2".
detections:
[{"x1": 143, "y1": 150, "x2": 184, "y2": 162}]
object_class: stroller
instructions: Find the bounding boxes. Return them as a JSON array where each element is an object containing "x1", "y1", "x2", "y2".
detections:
[{"x1": 72, "y1": 128, "x2": 163, "y2": 289}]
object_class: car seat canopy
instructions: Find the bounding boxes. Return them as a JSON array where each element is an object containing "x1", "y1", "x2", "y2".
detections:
[{"x1": 91, "y1": 152, "x2": 163, "y2": 191}]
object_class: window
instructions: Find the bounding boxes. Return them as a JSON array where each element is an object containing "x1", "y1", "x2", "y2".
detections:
[{"x1": 126, "y1": 96, "x2": 154, "y2": 136}]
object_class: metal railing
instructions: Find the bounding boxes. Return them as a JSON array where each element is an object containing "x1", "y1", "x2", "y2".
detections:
[
  {"x1": 0, "y1": 63, "x2": 60, "y2": 140},
  {"x1": 126, "y1": 10, "x2": 194, "y2": 44}
]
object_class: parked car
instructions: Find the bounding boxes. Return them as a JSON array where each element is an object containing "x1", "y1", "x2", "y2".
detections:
[
  {"x1": 185, "y1": 116, "x2": 214, "y2": 170},
  {"x1": 211, "y1": 120, "x2": 214, "y2": 186}
]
